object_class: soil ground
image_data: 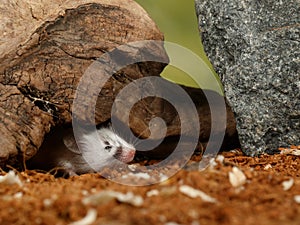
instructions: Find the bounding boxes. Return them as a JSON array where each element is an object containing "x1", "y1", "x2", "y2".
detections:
[{"x1": 0, "y1": 147, "x2": 299, "y2": 225}]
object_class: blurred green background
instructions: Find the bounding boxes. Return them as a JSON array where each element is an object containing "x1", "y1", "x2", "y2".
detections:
[{"x1": 134, "y1": 0, "x2": 222, "y2": 93}]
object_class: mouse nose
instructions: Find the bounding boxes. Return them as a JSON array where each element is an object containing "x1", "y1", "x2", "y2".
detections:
[
  {"x1": 128, "y1": 148, "x2": 135, "y2": 158},
  {"x1": 114, "y1": 147, "x2": 136, "y2": 163},
  {"x1": 123, "y1": 148, "x2": 135, "y2": 163}
]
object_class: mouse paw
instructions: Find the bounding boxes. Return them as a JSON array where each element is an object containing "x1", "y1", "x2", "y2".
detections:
[{"x1": 58, "y1": 161, "x2": 79, "y2": 178}]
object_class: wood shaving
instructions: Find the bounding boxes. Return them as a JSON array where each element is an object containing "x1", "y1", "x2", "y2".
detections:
[
  {"x1": 294, "y1": 195, "x2": 300, "y2": 204},
  {"x1": 264, "y1": 164, "x2": 272, "y2": 170},
  {"x1": 0, "y1": 171, "x2": 22, "y2": 186},
  {"x1": 69, "y1": 208, "x2": 97, "y2": 225},
  {"x1": 13, "y1": 192, "x2": 23, "y2": 199},
  {"x1": 216, "y1": 155, "x2": 225, "y2": 164},
  {"x1": 121, "y1": 172, "x2": 151, "y2": 180},
  {"x1": 280, "y1": 148, "x2": 300, "y2": 156},
  {"x1": 179, "y1": 185, "x2": 217, "y2": 203},
  {"x1": 159, "y1": 173, "x2": 169, "y2": 182},
  {"x1": 208, "y1": 158, "x2": 218, "y2": 169},
  {"x1": 43, "y1": 198, "x2": 54, "y2": 207},
  {"x1": 160, "y1": 186, "x2": 177, "y2": 196},
  {"x1": 229, "y1": 167, "x2": 247, "y2": 188},
  {"x1": 282, "y1": 178, "x2": 294, "y2": 191},
  {"x1": 146, "y1": 189, "x2": 159, "y2": 197},
  {"x1": 82, "y1": 191, "x2": 143, "y2": 207}
]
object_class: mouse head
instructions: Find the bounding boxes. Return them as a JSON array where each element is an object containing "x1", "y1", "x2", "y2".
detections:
[{"x1": 97, "y1": 127, "x2": 136, "y2": 163}]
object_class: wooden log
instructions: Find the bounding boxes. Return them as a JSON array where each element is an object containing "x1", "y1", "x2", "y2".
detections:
[{"x1": 0, "y1": 0, "x2": 167, "y2": 167}]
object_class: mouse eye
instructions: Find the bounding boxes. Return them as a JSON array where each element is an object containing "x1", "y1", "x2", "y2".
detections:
[
  {"x1": 105, "y1": 146, "x2": 112, "y2": 151},
  {"x1": 104, "y1": 141, "x2": 110, "y2": 145}
]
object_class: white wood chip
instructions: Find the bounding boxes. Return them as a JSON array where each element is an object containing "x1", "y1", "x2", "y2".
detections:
[
  {"x1": 229, "y1": 167, "x2": 247, "y2": 188},
  {"x1": 81, "y1": 190, "x2": 89, "y2": 196},
  {"x1": 83, "y1": 191, "x2": 143, "y2": 207},
  {"x1": 159, "y1": 173, "x2": 169, "y2": 182},
  {"x1": 122, "y1": 172, "x2": 151, "y2": 180},
  {"x1": 146, "y1": 189, "x2": 159, "y2": 197},
  {"x1": 216, "y1": 155, "x2": 225, "y2": 164},
  {"x1": 294, "y1": 195, "x2": 300, "y2": 204},
  {"x1": 43, "y1": 198, "x2": 54, "y2": 207},
  {"x1": 282, "y1": 178, "x2": 294, "y2": 191},
  {"x1": 160, "y1": 186, "x2": 177, "y2": 196},
  {"x1": 264, "y1": 164, "x2": 272, "y2": 170},
  {"x1": 69, "y1": 208, "x2": 97, "y2": 225},
  {"x1": 131, "y1": 172, "x2": 151, "y2": 179},
  {"x1": 208, "y1": 155, "x2": 225, "y2": 170},
  {"x1": 208, "y1": 158, "x2": 217, "y2": 169},
  {"x1": 179, "y1": 185, "x2": 217, "y2": 203},
  {"x1": 128, "y1": 164, "x2": 138, "y2": 171},
  {"x1": 0, "y1": 171, "x2": 22, "y2": 186},
  {"x1": 280, "y1": 149, "x2": 300, "y2": 156},
  {"x1": 13, "y1": 192, "x2": 23, "y2": 199}
]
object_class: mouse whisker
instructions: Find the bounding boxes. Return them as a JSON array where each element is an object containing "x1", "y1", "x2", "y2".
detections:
[{"x1": 130, "y1": 127, "x2": 152, "y2": 147}]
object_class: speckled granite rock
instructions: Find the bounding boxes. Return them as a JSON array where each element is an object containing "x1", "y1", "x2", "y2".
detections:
[{"x1": 195, "y1": 0, "x2": 300, "y2": 155}]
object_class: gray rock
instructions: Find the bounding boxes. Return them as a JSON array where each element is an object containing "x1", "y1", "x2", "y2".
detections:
[{"x1": 195, "y1": 0, "x2": 300, "y2": 155}]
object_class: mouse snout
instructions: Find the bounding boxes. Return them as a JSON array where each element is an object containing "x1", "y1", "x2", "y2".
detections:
[
  {"x1": 123, "y1": 148, "x2": 136, "y2": 163},
  {"x1": 114, "y1": 147, "x2": 135, "y2": 163},
  {"x1": 126, "y1": 148, "x2": 136, "y2": 161}
]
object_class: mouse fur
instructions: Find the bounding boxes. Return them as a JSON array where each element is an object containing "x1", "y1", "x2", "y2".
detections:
[{"x1": 27, "y1": 125, "x2": 136, "y2": 176}]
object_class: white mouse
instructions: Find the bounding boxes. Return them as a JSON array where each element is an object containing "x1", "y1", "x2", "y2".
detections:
[{"x1": 27, "y1": 125, "x2": 136, "y2": 176}]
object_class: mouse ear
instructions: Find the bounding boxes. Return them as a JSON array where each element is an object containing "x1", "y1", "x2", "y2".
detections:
[{"x1": 63, "y1": 130, "x2": 81, "y2": 154}]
